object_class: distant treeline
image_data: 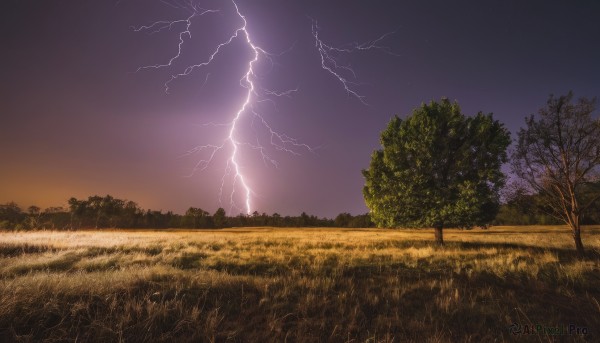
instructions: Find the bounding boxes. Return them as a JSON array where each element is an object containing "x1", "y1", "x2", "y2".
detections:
[
  {"x1": 492, "y1": 185, "x2": 600, "y2": 226},
  {"x1": 0, "y1": 195, "x2": 373, "y2": 230},
  {"x1": 2, "y1": 190, "x2": 599, "y2": 230}
]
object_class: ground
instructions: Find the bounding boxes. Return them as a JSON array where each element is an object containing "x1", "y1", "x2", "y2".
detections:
[{"x1": 0, "y1": 226, "x2": 599, "y2": 342}]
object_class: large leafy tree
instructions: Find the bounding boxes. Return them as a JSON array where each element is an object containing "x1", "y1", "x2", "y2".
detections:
[
  {"x1": 363, "y1": 99, "x2": 510, "y2": 245},
  {"x1": 512, "y1": 92, "x2": 600, "y2": 257}
]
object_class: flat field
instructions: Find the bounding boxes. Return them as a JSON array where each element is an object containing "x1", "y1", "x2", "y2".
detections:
[{"x1": 0, "y1": 226, "x2": 599, "y2": 342}]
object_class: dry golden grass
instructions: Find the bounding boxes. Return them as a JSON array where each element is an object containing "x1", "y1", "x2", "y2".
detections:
[{"x1": 0, "y1": 226, "x2": 599, "y2": 342}]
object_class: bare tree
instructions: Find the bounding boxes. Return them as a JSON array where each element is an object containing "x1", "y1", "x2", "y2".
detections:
[{"x1": 512, "y1": 92, "x2": 600, "y2": 257}]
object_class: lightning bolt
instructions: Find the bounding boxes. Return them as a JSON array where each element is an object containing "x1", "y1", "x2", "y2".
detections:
[
  {"x1": 133, "y1": 1, "x2": 396, "y2": 215},
  {"x1": 134, "y1": 0, "x2": 311, "y2": 215},
  {"x1": 311, "y1": 19, "x2": 399, "y2": 105}
]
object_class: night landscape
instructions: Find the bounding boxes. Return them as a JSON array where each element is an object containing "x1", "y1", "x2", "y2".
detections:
[{"x1": 1, "y1": 1, "x2": 600, "y2": 342}]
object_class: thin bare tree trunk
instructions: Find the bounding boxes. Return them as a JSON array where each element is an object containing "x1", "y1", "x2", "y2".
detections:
[
  {"x1": 434, "y1": 225, "x2": 444, "y2": 246},
  {"x1": 566, "y1": 209, "x2": 586, "y2": 258},
  {"x1": 572, "y1": 226, "x2": 585, "y2": 258}
]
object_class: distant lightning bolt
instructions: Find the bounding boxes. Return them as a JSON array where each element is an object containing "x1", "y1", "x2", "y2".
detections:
[
  {"x1": 311, "y1": 19, "x2": 399, "y2": 105},
  {"x1": 134, "y1": 0, "x2": 311, "y2": 215}
]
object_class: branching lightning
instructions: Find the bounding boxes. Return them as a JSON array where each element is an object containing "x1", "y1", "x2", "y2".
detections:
[
  {"x1": 134, "y1": 0, "x2": 311, "y2": 215},
  {"x1": 311, "y1": 19, "x2": 399, "y2": 105},
  {"x1": 134, "y1": 1, "x2": 396, "y2": 215}
]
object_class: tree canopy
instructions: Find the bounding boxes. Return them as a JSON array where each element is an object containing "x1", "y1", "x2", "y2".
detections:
[{"x1": 363, "y1": 98, "x2": 511, "y2": 244}]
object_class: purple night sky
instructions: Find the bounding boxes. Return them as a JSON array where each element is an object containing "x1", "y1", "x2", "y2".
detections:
[{"x1": 1, "y1": 0, "x2": 599, "y2": 218}]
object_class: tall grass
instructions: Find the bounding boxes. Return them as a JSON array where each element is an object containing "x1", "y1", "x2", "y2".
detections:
[{"x1": 0, "y1": 226, "x2": 598, "y2": 342}]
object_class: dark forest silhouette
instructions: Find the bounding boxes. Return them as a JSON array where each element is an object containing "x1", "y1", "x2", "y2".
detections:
[
  {"x1": 2, "y1": 190, "x2": 599, "y2": 231},
  {"x1": 0, "y1": 195, "x2": 373, "y2": 230}
]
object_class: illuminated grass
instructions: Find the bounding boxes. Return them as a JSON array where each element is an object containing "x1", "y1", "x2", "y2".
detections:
[{"x1": 0, "y1": 226, "x2": 598, "y2": 342}]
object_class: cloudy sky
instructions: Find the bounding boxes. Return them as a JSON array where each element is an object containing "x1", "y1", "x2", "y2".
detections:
[{"x1": 1, "y1": 0, "x2": 599, "y2": 217}]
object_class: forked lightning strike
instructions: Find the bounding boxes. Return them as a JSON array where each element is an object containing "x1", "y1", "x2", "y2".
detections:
[
  {"x1": 311, "y1": 19, "x2": 398, "y2": 105},
  {"x1": 134, "y1": 0, "x2": 310, "y2": 214},
  {"x1": 134, "y1": 1, "x2": 396, "y2": 214}
]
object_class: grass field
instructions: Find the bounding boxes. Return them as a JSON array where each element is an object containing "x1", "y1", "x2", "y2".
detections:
[{"x1": 0, "y1": 226, "x2": 599, "y2": 342}]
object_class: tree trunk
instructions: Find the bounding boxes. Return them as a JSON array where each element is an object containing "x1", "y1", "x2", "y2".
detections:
[
  {"x1": 572, "y1": 227, "x2": 585, "y2": 258},
  {"x1": 434, "y1": 225, "x2": 444, "y2": 246}
]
